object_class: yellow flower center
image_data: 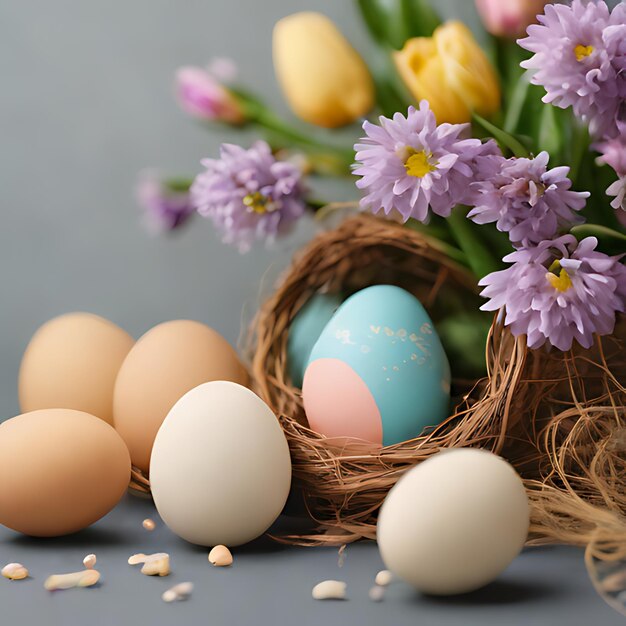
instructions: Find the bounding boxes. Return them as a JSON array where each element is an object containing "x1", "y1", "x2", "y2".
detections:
[
  {"x1": 403, "y1": 148, "x2": 437, "y2": 178},
  {"x1": 574, "y1": 44, "x2": 594, "y2": 62},
  {"x1": 546, "y1": 260, "x2": 573, "y2": 292},
  {"x1": 243, "y1": 192, "x2": 273, "y2": 214}
]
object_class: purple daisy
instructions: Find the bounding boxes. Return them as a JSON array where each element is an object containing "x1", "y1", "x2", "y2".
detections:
[
  {"x1": 595, "y1": 138, "x2": 626, "y2": 214},
  {"x1": 467, "y1": 151, "x2": 589, "y2": 247},
  {"x1": 136, "y1": 171, "x2": 195, "y2": 232},
  {"x1": 479, "y1": 235, "x2": 626, "y2": 351},
  {"x1": 518, "y1": 0, "x2": 626, "y2": 139},
  {"x1": 353, "y1": 101, "x2": 488, "y2": 222},
  {"x1": 191, "y1": 141, "x2": 307, "y2": 252}
]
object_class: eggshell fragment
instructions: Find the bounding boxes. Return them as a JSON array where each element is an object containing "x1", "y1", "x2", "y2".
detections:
[
  {"x1": 162, "y1": 582, "x2": 193, "y2": 603},
  {"x1": 83, "y1": 554, "x2": 97, "y2": 569},
  {"x1": 208, "y1": 545, "x2": 233, "y2": 567},
  {"x1": 312, "y1": 580, "x2": 347, "y2": 600},
  {"x1": 44, "y1": 569, "x2": 100, "y2": 591},
  {"x1": 375, "y1": 570, "x2": 393, "y2": 586},
  {"x1": 2, "y1": 563, "x2": 28, "y2": 580}
]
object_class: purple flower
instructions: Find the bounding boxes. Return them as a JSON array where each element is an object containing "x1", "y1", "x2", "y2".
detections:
[
  {"x1": 467, "y1": 151, "x2": 589, "y2": 247},
  {"x1": 353, "y1": 101, "x2": 489, "y2": 223},
  {"x1": 518, "y1": 0, "x2": 626, "y2": 139},
  {"x1": 595, "y1": 138, "x2": 626, "y2": 214},
  {"x1": 191, "y1": 141, "x2": 307, "y2": 252},
  {"x1": 479, "y1": 235, "x2": 626, "y2": 350},
  {"x1": 136, "y1": 171, "x2": 194, "y2": 232},
  {"x1": 176, "y1": 64, "x2": 245, "y2": 125}
]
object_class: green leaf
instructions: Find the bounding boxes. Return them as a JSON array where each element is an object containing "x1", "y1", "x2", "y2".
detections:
[
  {"x1": 538, "y1": 104, "x2": 562, "y2": 160},
  {"x1": 355, "y1": 0, "x2": 389, "y2": 46},
  {"x1": 446, "y1": 206, "x2": 503, "y2": 279},
  {"x1": 356, "y1": 0, "x2": 440, "y2": 49},
  {"x1": 571, "y1": 224, "x2": 626, "y2": 243},
  {"x1": 567, "y1": 120, "x2": 590, "y2": 184},
  {"x1": 405, "y1": 219, "x2": 469, "y2": 266},
  {"x1": 472, "y1": 113, "x2": 530, "y2": 158},
  {"x1": 372, "y1": 69, "x2": 412, "y2": 117},
  {"x1": 479, "y1": 222, "x2": 516, "y2": 261},
  {"x1": 436, "y1": 313, "x2": 490, "y2": 378},
  {"x1": 571, "y1": 224, "x2": 626, "y2": 255},
  {"x1": 575, "y1": 150, "x2": 622, "y2": 231},
  {"x1": 400, "y1": 0, "x2": 440, "y2": 38},
  {"x1": 494, "y1": 37, "x2": 527, "y2": 93},
  {"x1": 381, "y1": 2, "x2": 412, "y2": 49},
  {"x1": 503, "y1": 75, "x2": 531, "y2": 135}
]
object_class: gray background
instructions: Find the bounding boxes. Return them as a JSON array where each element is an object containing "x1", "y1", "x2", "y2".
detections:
[
  {"x1": 0, "y1": 1, "x2": 622, "y2": 624},
  {"x1": 0, "y1": 0, "x2": 482, "y2": 418}
]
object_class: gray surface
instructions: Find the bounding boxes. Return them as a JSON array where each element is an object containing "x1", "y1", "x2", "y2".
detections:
[
  {"x1": 0, "y1": 1, "x2": 622, "y2": 624},
  {"x1": 0, "y1": 496, "x2": 623, "y2": 626}
]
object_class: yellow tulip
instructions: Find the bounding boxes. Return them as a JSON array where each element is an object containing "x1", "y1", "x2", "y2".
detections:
[
  {"x1": 273, "y1": 12, "x2": 374, "y2": 128},
  {"x1": 394, "y1": 21, "x2": 501, "y2": 124}
]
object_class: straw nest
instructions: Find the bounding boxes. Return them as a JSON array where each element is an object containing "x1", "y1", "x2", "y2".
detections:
[{"x1": 250, "y1": 213, "x2": 626, "y2": 552}]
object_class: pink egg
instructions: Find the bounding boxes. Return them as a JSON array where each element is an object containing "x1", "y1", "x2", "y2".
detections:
[{"x1": 302, "y1": 358, "x2": 382, "y2": 445}]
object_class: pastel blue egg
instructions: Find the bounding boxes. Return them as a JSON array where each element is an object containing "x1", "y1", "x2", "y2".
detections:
[
  {"x1": 287, "y1": 293, "x2": 342, "y2": 388},
  {"x1": 306, "y1": 285, "x2": 450, "y2": 446}
]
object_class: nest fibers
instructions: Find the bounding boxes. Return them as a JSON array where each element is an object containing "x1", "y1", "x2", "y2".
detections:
[{"x1": 250, "y1": 214, "x2": 626, "y2": 555}]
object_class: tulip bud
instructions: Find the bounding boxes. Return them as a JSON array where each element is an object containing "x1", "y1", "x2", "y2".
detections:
[
  {"x1": 273, "y1": 12, "x2": 374, "y2": 128},
  {"x1": 393, "y1": 21, "x2": 500, "y2": 124},
  {"x1": 474, "y1": 0, "x2": 549, "y2": 39},
  {"x1": 175, "y1": 66, "x2": 245, "y2": 125}
]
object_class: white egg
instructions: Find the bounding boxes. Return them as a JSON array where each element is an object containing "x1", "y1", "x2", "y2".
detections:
[
  {"x1": 377, "y1": 448, "x2": 529, "y2": 595},
  {"x1": 150, "y1": 381, "x2": 292, "y2": 546}
]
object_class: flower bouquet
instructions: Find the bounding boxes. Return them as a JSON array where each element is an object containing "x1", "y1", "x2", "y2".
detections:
[{"x1": 138, "y1": 0, "x2": 626, "y2": 594}]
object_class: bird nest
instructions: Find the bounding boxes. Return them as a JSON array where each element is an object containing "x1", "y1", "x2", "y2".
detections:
[{"x1": 250, "y1": 213, "x2": 626, "y2": 552}]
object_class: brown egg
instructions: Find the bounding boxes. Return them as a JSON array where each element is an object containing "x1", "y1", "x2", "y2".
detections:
[
  {"x1": 0, "y1": 409, "x2": 131, "y2": 536},
  {"x1": 19, "y1": 313, "x2": 134, "y2": 425},
  {"x1": 113, "y1": 320, "x2": 248, "y2": 473}
]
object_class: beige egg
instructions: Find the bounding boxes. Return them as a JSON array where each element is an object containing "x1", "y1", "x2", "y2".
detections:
[
  {"x1": 19, "y1": 313, "x2": 134, "y2": 425},
  {"x1": 113, "y1": 320, "x2": 248, "y2": 473},
  {"x1": 150, "y1": 381, "x2": 291, "y2": 546},
  {"x1": 377, "y1": 449, "x2": 529, "y2": 595},
  {"x1": 0, "y1": 409, "x2": 131, "y2": 536}
]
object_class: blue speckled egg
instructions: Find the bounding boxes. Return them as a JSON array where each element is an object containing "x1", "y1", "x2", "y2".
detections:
[
  {"x1": 302, "y1": 285, "x2": 450, "y2": 446},
  {"x1": 286, "y1": 293, "x2": 343, "y2": 388}
]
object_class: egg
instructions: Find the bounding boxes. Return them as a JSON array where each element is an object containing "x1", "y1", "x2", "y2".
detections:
[
  {"x1": 302, "y1": 285, "x2": 450, "y2": 446},
  {"x1": 0, "y1": 409, "x2": 131, "y2": 536},
  {"x1": 19, "y1": 313, "x2": 134, "y2": 425},
  {"x1": 287, "y1": 293, "x2": 342, "y2": 388},
  {"x1": 113, "y1": 320, "x2": 248, "y2": 473},
  {"x1": 150, "y1": 381, "x2": 291, "y2": 546},
  {"x1": 377, "y1": 449, "x2": 529, "y2": 595}
]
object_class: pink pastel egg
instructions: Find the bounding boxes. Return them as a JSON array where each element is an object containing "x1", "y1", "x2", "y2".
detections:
[{"x1": 302, "y1": 358, "x2": 382, "y2": 445}]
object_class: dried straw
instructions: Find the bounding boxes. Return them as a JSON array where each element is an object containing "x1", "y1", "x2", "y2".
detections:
[{"x1": 250, "y1": 213, "x2": 626, "y2": 550}]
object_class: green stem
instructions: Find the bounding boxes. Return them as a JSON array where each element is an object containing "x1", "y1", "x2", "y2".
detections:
[
  {"x1": 405, "y1": 219, "x2": 469, "y2": 266},
  {"x1": 257, "y1": 109, "x2": 355, "y2": 174},
  {"x1": 472, "y1": 113, "x2": 530, "y2": 158},
  {"x1": 503, "y1": 75, "x2": 530, "y2": 135},
  {"x1": 568, "y1": 121, "x2": 589, "y2": 184},
  {"x1": 164, "y1": 177, "x2": 193, "y2": 193},
  {"x1": 231, "y1": 87, "x2": 355, "y2": 174},
  {"x1": 446, "y1": 206, "x2": 503, "y2": 280}
]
